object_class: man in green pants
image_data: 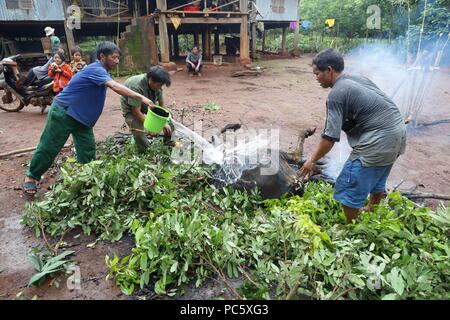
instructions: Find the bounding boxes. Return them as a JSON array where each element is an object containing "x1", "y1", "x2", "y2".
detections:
[
  {"x1": 121, "y1": 66, "x2": 173, "y2": 153},
  {"x1": 23, "y1": 42, "x2": 156, "y2": 196}
]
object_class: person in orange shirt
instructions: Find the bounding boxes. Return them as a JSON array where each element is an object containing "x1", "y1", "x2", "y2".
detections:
[
  {"x1": 70, "y1": 46, "x2": 87, "y2": 74},
  {"x1": 48, "y1": 51, "x2": 73, "y2": 94}
]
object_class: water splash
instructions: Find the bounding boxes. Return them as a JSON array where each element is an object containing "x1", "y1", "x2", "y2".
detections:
[
  {"x1": 171, "y1": 120, "x2": 224, "y2": 164},
  {"x1": 214, "y1": 134, "x2": 271, "y2": 184},
  {"x1": 171, "y1": 120, "x2": 271, "y2": 184},
  {"x1": 322, "y1": 133, "x2": 352, "y2": 180}
]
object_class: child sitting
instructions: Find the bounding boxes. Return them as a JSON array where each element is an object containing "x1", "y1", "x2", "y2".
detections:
[
  {"x1": 69, "y1": 46, "x2": 87, "y2": 74},
  {"x1": 48, "y1": 51, "x2": 73, "y2": 94}
]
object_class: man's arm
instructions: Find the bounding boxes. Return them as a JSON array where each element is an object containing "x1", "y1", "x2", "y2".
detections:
[
  {"x1": 196, "y1": 56, "x2": 203, "y2": 69},
  {"x1": 186, "y1": 54, "x2": 195, "y2": 67},
  {"x1": 299, "y1": 137, "x2": 335, "y2": 179},
  {"x1": 106, "y1": 80, "x2": 155, "y2": 109},
  {"x1": 299, "y1": 97, "x2": 344, "y2": 179}
]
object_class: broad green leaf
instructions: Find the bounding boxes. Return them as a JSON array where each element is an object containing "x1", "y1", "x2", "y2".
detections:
[
  {"x1": 347, "y1": 274, "x2": 365, "y2": 288},
  {"x1": 28, "y1": 255, "x2": 43, "y2": 272},
  {"x1": 46, "y1": 250, "x2": 74, "y2": 265},
  {"x1": 388, "y1": 268, "x2": 405, "y2": 296}
]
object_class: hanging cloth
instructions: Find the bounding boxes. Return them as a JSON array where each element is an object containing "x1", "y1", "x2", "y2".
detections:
[
  {"x1": 325, "y1": 19, "x2": 336, "y2": 28},
  {"x1": 170, "y1": 15, "x2": 182, "y2": 30}
]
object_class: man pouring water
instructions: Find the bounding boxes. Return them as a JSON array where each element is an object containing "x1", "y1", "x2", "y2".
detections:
[
  {"x1": 23, "y1": 42, "x2": 157, "y2": 196},
  {"x1": 299, "y1": 49, "x2": 406, "y2": 223},
  {"x1": 120, "y1": 66, "x2": 173, "y2": 152}
]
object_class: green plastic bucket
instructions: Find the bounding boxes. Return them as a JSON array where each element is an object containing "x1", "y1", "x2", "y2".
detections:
[{"x1": 144, "y1": 106, "x2": 171, "y2": 134}]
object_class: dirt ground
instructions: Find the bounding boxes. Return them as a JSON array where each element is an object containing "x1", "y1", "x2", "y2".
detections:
[{"x1": 0, "y1": 55, "x2": 449, "y2": 300}]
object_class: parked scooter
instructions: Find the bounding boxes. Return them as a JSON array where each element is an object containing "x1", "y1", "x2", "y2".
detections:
[{"x1": 0, "y1": 54, "x2": 54, "y2": 114}]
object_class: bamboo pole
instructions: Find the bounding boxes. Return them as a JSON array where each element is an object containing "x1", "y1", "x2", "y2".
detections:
[
  {"x1": 400, "y1": 192, "x2": 450, "y2": 201},
  {"x1": 416, "y1": 0, "x2": 428, "y2": 60},
  {"x1": 0, "y1": 144, "x2": 72, "y2": 159},
  {"x1": 406, "y1": 0, "x2": 411, "y2": 64}
]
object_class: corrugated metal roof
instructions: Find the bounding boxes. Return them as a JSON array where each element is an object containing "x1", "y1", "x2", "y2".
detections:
[{"x1": 0, "y1": 0, "x2": 65, "y2": 21}]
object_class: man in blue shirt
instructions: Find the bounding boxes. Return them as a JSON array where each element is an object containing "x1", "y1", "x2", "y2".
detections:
[{"x1": 23, "y1": 42, "x2": 156, "y2": 195}]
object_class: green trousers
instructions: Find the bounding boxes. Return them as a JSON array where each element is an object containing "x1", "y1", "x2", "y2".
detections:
[
  {"x1": 125, "y1": 113, "x2": 152, "y2": 154},
  {"x1": 27, "y1": 103, "x2": 95, "y2": 181}
]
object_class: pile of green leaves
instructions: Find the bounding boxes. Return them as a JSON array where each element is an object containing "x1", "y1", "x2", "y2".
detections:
[
  {"x1": 22, "y1": 137, "x2": 198, "y2": 241},
  {"x1": 22, "y1": 136, "x2": 449, "y2": 299},
  {"x1": 107, "y1": 180, "x2": 449, "y2": 299}
]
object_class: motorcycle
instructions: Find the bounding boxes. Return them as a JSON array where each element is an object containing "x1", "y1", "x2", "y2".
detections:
[{"x1": 0, "y1": 54, "x2": 54, "y2": 114}]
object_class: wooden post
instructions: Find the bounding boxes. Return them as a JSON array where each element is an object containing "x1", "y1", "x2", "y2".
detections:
[
  {"x1": 214, "y1": 29, "x2": 220, "y2": 55},
  {"x1": 61, "y1": 0, "x2": 76, "y2": 59},
  {"x1": 169, "y1": 32, "x2": 174, "y2": 58},
  {"x1": 250, "y1": 3, "x2": 257, "y2": 59},
  {"x1": 239, "y1": 0, "x2": 250, "y2": 63},
  {"x1": 147, "y1": 16, "x2": 159, "y2": 65},
  {"x1": 173, "y1": 32, "x2": 180, "y2": 58},
  {"x1": 293, "y1": 19, "x2": 300, "y2": 57},
  {"x1": 250, "y1": 23, "x2": 257, "y2": 58},
  {"x1": 203, "y1": 26, "x2": 211, "y2": 60},
  {"x1": 281, "y1": 27, "x2": 287, "y2": 55},
  {"x1": 194, "y1": 31, "x2": 200, "y2": 46},
  {"x1": 202, "y1": 30, "x2": 207, "y2": 54},
  {"x1": 156, "y1": 0, "x2": 170, "y2": 63},
  {"x1": 262, "y1": 29, "x2": 266, "y2": 52}
]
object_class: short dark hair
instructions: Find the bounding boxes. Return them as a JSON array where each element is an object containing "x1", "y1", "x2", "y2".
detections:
[
  {"x1": 96, "y1": 42, "x2": 121, "y2": 60},
  {"x1": 54, "y1": 51, "x2": 66, "y2": 61},
  {"x1": 312, "y1": 48, "x2": 344, "y2": 72},
  {"x1": 147, "y1": 66, "x2": 171, "y2": 87},
  {"x1": 71, "y1": 46, "x2": 82, "y2": 55}
]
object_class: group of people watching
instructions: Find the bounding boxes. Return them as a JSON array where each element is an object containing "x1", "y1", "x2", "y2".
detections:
[
  {"x1": 16, "y1": 27, "x2": 87, "y2": 94},
  {"x1": 47, "y1": 46, "x2": 87, "y2": 94}
]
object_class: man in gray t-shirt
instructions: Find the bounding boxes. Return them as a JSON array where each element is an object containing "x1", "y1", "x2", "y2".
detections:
[
  {"x1": 299, "y1": 49, "x2": 406, "y2": 223},
  {"x1": 186, "y1": 46, "x2": 203, "y2": 76}
]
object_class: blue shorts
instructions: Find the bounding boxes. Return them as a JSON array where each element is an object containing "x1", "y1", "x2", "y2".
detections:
[{"x1": 334, "y1": 159, "x2": 393, "y2": 209}]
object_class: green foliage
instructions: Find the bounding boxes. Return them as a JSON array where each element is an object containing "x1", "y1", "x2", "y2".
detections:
[
  {"x1": 106, "y1": 177, "x2": 449, "y2": 299},
  {"x1": 203, "y1": 102, "x2": 221, "y2": 112},
  {"x1": 28, "y1": 249, "x2": 75, "y2": 287},
  {"x1": 295, "y1": 0, "x2": 449, "y2": 55},
  {"x1": 23, "y1": 136, "x2": 449, "y2": 299},
  {"x1": 22, "y1": 138, "x2": 175, "y2": 241}
]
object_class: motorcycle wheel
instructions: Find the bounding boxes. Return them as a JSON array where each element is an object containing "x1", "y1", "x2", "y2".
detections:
[{"x1": 0, "y1": 90, "x2": 25, "y2": 112}]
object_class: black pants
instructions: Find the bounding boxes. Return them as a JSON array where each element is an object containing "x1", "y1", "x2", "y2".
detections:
[{"x1": 187, "y1": 63, "x2": 202, "y2": 74}]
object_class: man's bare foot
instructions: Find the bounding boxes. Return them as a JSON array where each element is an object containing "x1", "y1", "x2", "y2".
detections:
[{"x1": 198, "y1": 73, "x2": 202, "y2": 77}]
